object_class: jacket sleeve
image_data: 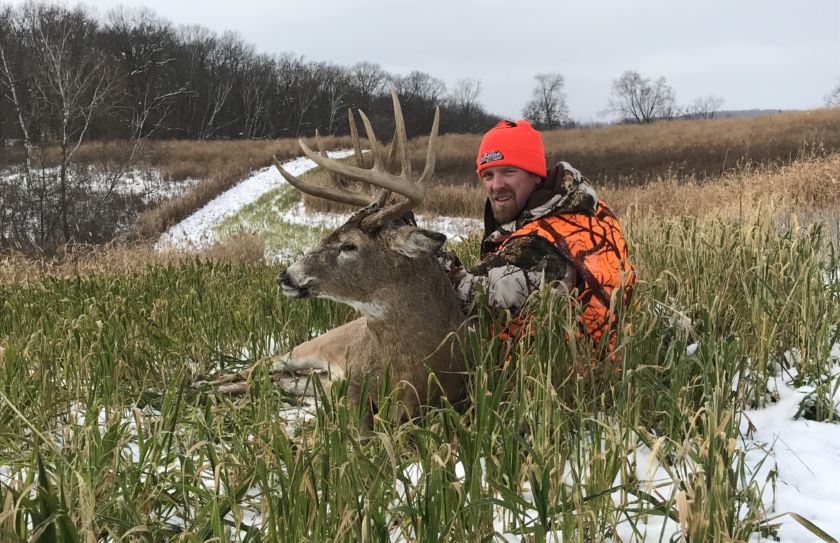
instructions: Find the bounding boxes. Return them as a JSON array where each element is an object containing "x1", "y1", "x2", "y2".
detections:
[{"x1": 438, "y1": 235, "x2": 576, "y2": 315}]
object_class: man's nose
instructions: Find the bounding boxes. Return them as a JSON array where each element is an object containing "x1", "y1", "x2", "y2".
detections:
[{"x1": 485, "y1": 174, "x2": 504, "y2": 191}]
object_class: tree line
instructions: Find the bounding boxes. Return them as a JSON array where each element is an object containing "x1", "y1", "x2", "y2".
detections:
[{"x1": 0, "y1": 2, "x2": 499, "y2": 149}]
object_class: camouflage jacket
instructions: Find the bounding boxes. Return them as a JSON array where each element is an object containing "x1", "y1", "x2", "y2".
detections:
[{"x1": 439, "y1": 161, "x2": 600, "y2": 316}]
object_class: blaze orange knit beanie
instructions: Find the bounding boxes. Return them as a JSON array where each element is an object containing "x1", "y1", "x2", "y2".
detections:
[{"x1": 476, "y1": 120, "x2": 547, "y2": 178}]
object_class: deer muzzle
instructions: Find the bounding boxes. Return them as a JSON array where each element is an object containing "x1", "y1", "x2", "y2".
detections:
[{"x1": 277, "y1": 269, "x2": 313, "y2": 298}]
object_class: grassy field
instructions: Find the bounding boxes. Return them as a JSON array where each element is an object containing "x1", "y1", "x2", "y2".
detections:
[
  {"x1": 2, "y1": 112, "x2": 840, "y2": 541},
  {"x1": 1, "y1": 204, "x2": 839, "y2": 540}
]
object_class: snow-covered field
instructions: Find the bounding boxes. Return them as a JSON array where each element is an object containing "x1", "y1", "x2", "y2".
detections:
[{"x1": 742, "y1": 356, "x2": 840, "y2": 542}]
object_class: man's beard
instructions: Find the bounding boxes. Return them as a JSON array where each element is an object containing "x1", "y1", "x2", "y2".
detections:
[
  {"x1": 491, "y1": 204, "x2": 518, "y2": 224},
  {"x1": 489, "y1": 192, "x2": 521, "y2": 224}
]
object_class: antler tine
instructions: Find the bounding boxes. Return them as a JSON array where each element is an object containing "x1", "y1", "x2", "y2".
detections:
[
  {"x1": 347, "y1": 108, "x2": 366, "y2": 169},
  {"x1": 375, "y1": 124, "x2": 401, "y2": 207},
  {"x1": 355, "y1": 109, "x2": 385, "y2": 172},
  {"x1": 417, "y1": 106, "x2": 440, "y2": 185},
  {"x1": 314, "y1": 129, "x2": 344, "y2": 189},
  {"x1": 273, "y1": 155, "x2": 370, "y2": 207},
  {"x1": 389, "y1": 88, "x2": 411, "y2": 179}
]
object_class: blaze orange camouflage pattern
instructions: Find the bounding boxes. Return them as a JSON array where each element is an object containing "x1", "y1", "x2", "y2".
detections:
[{"x1": 497, "y1": 200, "x2": 635, "y2": 351}]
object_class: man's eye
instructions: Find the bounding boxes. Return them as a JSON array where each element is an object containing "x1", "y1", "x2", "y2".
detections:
[{"x1": 339, "y1": 244, "x2": 357, "y2": 253}]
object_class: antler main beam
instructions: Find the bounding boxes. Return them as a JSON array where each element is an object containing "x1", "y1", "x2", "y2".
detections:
[{"x1": 273, "y1": 154, "x2": 371, "y2": 207}]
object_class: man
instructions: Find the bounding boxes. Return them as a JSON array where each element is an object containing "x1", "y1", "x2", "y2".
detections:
[{"x1": 440, "y1": 119, "x2": 635, "y2": 353}]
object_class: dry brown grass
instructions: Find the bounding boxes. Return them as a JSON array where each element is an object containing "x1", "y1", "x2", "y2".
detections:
[
  {"x1": 0, "y1": 233, "x2": 265, "y2": 284},
  {"x1": 433, "y1": 108, "x2": 840, "y2": 187},
  {"x1": 603, "y1": 151, "x2": 840, "y2": 218}
]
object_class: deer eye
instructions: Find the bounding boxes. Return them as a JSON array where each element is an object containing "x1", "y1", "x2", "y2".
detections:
[{"x1": 339, "y1": 243, "x2": 358, "y2": 253}]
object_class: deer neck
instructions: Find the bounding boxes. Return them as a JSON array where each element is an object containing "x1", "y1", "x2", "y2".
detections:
[{"x1": 359, "y1": 258, "x2": 462, "y2": 341}]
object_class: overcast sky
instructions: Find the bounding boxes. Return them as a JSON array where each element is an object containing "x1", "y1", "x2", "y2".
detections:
[{"x1": 11, "y1": 0, "x2": 840, "y2": 121}]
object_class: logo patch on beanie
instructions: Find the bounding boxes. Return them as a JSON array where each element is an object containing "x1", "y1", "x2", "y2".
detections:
[{"x1": 479, "y1": 150, "x2": 504, "y2": 165}]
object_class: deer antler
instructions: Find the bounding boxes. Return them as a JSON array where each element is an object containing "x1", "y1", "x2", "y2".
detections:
[
  {"x1": 273, "y1": 122, "x2": 371, "y2": 206},
  {"x1": 274, "y1": 88, "x2": 439, "y2": 230}
]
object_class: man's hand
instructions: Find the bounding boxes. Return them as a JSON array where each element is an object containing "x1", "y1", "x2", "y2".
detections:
[{"x1": 436, "y1": 250, "x2": 466, "y2": 288}]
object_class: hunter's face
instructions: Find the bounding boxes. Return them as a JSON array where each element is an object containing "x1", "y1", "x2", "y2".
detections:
[{"x1": 480, "y1": 166, "x2": 541, "y2": 224}]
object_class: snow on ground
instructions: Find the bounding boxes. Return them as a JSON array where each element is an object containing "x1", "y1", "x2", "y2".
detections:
[
  {"x1": 156, "y1": 151, "x2": 482, "y2": 252},
  {"x1": 739, "y1": 350, "x2": 840, "y2": 543},
  {"x1": 386, "y1": 362, "x2": 840, "y2": 542},
  {"x1": 1, "y1": 166, "x2": 199, "y2": 204},
  {"x1": 275, "y1": 199, "x2": 482, "y2": 243}
]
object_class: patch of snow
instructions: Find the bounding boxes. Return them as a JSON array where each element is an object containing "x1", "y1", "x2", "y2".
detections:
[
  {"x1": 738, "y1": 370, "x2": 840, "y2": 542},
  {"x1": 1, "y1": 166, "x2": 198, "y2": 204}
]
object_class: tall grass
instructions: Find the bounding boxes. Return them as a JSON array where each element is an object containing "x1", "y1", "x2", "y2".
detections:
[{"x1": 1, "y1": 209, "x2": 837, "y2": 541}]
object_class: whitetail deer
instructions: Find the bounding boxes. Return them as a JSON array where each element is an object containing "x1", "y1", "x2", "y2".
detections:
[{"x1": 250, "y1": 90, "x2": 467, "y2": 425}]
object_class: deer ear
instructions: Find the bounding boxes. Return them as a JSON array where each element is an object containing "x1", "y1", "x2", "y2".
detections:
[{"x1": 388, "y1": 226, "x2": 446, "y2": 257}]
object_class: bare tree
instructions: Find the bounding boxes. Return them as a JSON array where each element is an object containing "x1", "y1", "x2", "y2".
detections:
[
  {"x1": 6, "y1": 4, "x2": 117, "y2": 246},
  {"x1": 684, "y1": 94, "x2": 725, "y2": 119},
  {"x1": 393, "y1": 71, "x2": 446, "y2": 102},
  {"x1": 103, "y1": 6, "x2": 187, "y2": 185},
  {"x1": 605, "y1": 70, "x2": 676, "y2": 123},
  {"x1": 197, "y1": 31, "x2": 248, "y2": 139},
  {"x1": 291, "y1": 61, "x2": 322, "y2": 136},
  {"x1": 350, "y1": 61, "x2": 387, "y2": 108},
  {"x1": 0, "y1": 5, "x2": 38, "y2": 246},
  {"x1": 319, "y1": 63, "x2": 351, "y2": 135},
  {"x1": 237, "y1": 53, "x2": 274, "y2": 138},
  {"x1": 451, "y1": 78, "x2": 481, "y2": 113},
  {"x1": 0, "y1": 7, "x2": 35, "y2": 187},
  {"x1": 448, "y1": 78, "x2": 483, "y2": 132},
  {"x1": 522, "y1": 72, "x2": 569, "y2": 129},
  {"x1": 825, "y1": 80, "x2": 840, "y2": 108}
]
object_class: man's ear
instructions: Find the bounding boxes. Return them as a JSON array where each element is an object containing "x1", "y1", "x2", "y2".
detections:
[{"x1": 387, "y1": 226, "x2": 447, "y2": 257}]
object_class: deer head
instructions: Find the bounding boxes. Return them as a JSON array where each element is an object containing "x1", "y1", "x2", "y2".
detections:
[{"x1": 274, "y1": 89, "x2": 445, "y2": 320}]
